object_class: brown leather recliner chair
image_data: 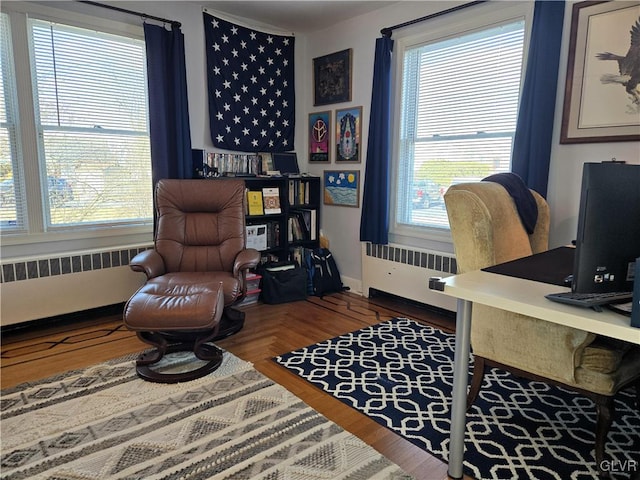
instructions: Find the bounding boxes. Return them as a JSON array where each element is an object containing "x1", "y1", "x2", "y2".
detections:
[
  {"x1": 124, "y1": 179, "x2": 260, "y2": 383},
  {"x1": 444, "y1": 180, "x2": 640, "y2": 475}
]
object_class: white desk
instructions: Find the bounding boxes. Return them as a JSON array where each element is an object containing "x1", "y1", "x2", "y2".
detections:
[{"x1": 435, "y1": 270, "x2": 640, "y2": 479}]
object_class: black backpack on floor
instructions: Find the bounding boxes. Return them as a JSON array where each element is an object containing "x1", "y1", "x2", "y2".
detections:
[{"x1": 305, "y1": 248, "x2": 344, "y2": 297}]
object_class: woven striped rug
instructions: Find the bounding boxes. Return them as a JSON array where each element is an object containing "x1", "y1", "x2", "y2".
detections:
[
  {"x1": 275, "y1": 317, "x2": 640, "y2": 480},
  {"x1": 1, "y1": 352, "x2": 412, "y2": 480}
]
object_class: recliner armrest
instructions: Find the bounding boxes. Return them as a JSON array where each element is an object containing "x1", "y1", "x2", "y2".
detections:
[
  {"x1": 129, "y1": 249, "x2": 166, "y2": 279},
  {"x1": 233, "y1": 248, "x2": 261, "y2": 277}
]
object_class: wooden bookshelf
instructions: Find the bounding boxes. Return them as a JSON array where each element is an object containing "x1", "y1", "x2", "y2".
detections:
[{"x1": 241, "y1": 176, "x2": 320, "y2": 263}]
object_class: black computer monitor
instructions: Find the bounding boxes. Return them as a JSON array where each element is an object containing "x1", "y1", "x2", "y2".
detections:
[
  {"x1": 572, "y1": 162, "x2": 640, "y2": 294},
  {"x1": 273, "y1": 152, "x2": 299, "y2": 175}
]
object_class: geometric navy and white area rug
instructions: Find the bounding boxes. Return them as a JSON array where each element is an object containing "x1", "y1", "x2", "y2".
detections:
[{"x1": 275, "y1": 317, "x2": 640, "y2": 480}]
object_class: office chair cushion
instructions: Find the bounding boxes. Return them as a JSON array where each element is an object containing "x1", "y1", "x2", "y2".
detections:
[
  {"x1": 575, "y1": 345, "x2": 640, "y2": 395},
  {"x1": 579, "y1": 337, "x2": 634, "y2": 374}
]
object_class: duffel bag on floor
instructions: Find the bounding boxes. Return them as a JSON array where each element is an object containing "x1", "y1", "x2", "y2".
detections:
[{"x1": 260, "y1": 264, "x2": 308, "y2": 304}]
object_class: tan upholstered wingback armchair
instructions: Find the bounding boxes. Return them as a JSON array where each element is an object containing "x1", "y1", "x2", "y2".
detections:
[{"x1": 444, "y1": 180, "x2": 640, "y2": 473}]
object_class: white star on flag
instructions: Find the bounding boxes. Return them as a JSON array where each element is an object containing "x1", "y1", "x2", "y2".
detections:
[{"x1": 203, "y1": 12, "x2": 295, "y2": 152}]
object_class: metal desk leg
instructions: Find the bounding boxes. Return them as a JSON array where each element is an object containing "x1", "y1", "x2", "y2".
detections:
[{"x1": 448, "y1": 298, "x2": 472, "y2": 479}]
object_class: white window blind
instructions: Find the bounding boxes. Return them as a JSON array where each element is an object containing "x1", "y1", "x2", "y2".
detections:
[
  {"x1": 0, "y1": 13, "x2": 24, "y2": 231},
  {"x1": 396, "y1": 20, "x2": 525, "y2": 230},
  {"x1": 30, "y1": 18, "x2": 153, "y2": 228}
]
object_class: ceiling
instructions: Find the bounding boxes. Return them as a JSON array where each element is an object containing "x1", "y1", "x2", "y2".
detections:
[{"x1": 202, "y1": 1, "x2": 398, "y2": 33}]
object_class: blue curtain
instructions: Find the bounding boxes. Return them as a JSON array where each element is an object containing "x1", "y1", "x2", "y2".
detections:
[
  {"x1": 360, "y1": 36, "x2": 394, "y2": 244},
  {"x1": 511, "y1": 0, "x2": 565, "y2": 197},
  {"x1": 144, "y1": 23, "x2": 192, "y2": 184}
]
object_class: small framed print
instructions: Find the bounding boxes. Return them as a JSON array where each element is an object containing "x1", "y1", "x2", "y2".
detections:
[
  {"x1": 308, "y1": 111, "x2": 331, "y2": 162},
  {"x1": 335, "y1": 106, "x2": 362, "y2": 163},
  {"x1": 323, "y1": 170, "x2": 360, "y2": 207},
  {"x1": 313, "y1": 49, "x2": 352, "y2": 106}
]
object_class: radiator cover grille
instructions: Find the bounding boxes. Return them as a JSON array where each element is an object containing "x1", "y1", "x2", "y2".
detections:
[
  {"x1": 1, "y1": 245, "x2": 152, "y2": 326},
  {"x1": 1, "y1": 246, "x2": 150, "y2": 283},
  {"x1": 364, "y1": 242, "x2": 457, "y2": 274},
  {"x1": 362, "y1": 242, "x2": 457, "y2": 312}
]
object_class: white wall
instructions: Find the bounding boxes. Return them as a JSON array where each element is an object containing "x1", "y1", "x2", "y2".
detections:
[
  {"x1": 93, "y1": 2, "x2": 479, "y2": 288},
  {"x1": 6, "y1": 1, "x2": 639, "y2": 305},
  {"x1": 301, "y1": 0, "x2": 640, "y2": 286},
  {"x1": 547, "y1": 4, "x2": 639, "y2": 247}
]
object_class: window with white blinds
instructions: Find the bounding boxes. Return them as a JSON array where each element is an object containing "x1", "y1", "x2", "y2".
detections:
[
  {"x1": 0, "y1": 13, "x2": 24, "y2": 231},
  {"x1": 29, "y1": 18, "x2": 153, "y2": 228},
  {"x1": 395, "y1": 19, "x2": 525, "y2": 231}
]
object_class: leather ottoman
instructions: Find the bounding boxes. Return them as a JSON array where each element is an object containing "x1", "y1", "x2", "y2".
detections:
[{"x1": 124, "y1": 273, "x2": 225, "y2": 383}]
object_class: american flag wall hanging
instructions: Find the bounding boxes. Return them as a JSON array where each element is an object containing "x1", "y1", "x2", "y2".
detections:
[{"x1": 203, "y1": 12, "x2": 295, "y2": 152}]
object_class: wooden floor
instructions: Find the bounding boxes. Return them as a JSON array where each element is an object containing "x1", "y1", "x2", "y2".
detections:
[{"x1": 1, "y1": 291, "x2": 461, "y2": 480}]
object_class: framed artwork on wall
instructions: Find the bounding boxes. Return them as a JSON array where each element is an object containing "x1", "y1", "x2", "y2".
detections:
[
  {"x1": 308, "y1": 111, "x2": 331, "y2": 162},
  {"x1": 560, "y1": 1, "x2": 640, "y2": 143},
  {"x1": 323, "y1": 170, "x2": 360, "y2": 207},
  {"x1": 335, "y1": 106, "x2": 362, "y2": 163},
  {"x1": 313, "y1": 49, "x2": 352, "y2": 106}
]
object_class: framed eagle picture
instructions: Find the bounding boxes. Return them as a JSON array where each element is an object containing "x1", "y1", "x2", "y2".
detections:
[{"x1": 560, "y1": 1, "x2": 640, "y2": 143}]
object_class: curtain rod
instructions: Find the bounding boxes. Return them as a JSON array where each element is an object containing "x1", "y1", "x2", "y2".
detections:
[
  {"x1": 380, "y1": 0, "x2": 486, "y2": 37},
  {"x1": 78, "y1": 1, "x2": 181, "y2": 28}
]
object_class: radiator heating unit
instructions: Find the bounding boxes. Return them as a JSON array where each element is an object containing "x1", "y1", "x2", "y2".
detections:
[
  {"x1": 361, "y1": 242, "x2": 457, "y2": 312},
  {"x1": 1, "y1": 245, "x2": 151, "y2": 327}
]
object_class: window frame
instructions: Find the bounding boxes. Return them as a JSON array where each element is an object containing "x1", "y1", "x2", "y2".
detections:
[
  {"x1": 388, "y1": 2, "x2": 534, "y2": 247},
  {"x1": 0, "y1": 11, "x2": 26, "y2": 233},
  {"x1": 1, "y1": 3, "x2": 153, "y2": 258}
]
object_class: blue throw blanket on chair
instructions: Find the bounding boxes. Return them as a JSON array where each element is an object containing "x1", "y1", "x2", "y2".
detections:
[{"x1": 483, "y1": 172, "x2": 538, "y2": 234}]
